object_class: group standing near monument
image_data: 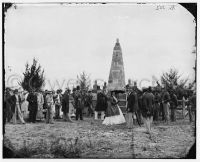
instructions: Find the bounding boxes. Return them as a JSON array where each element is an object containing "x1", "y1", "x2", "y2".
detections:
[{"x1": 3, "y1": 39, "x2": 196, "y2": 136}]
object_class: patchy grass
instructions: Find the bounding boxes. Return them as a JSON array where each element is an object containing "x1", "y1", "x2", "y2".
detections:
[{"x1": 4, "y1": 118, "x2": 195, "y2": 158}]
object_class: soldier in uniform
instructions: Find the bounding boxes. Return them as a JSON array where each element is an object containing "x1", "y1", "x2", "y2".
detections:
[{"x1": 141, "y1": 87, "x2": 154, "y2": 134}]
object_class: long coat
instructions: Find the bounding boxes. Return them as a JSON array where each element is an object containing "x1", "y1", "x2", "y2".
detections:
[
  {"x1": 74, "y1": 92, "x2": 85, "y2": 110},
  {"x1": 127, "y1": 91, "x2": 138, "y2": 113},
  {"x1": 62, "y1": 93, "x2": 69, "y2": 113},
  {"x1": 27, "y1": 93, "x2": 38, "y2": 112},
  {"x1": 141, "y1": 92, "x2": 154, "y2": 117},
  {"x1": 95, "y1": 92, "x2": 107, "y2": 112}
]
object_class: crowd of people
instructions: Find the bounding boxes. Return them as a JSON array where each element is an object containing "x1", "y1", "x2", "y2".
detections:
[
  {"x1": 125, "y1": 83, "x2": 196, "y2": 133},
  {"x1": 3, "y1": 82, "x2": 196, "y2": 135}
]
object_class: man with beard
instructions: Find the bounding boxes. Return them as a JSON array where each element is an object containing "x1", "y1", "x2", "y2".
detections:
[{"x1": 27, "y1": 90, "x2": 38, "y2": 123}]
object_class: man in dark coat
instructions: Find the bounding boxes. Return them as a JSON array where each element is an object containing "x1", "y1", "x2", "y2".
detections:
[
  {"x1": 153, "y1": 91, "x2": 161, "y2": 121},
  {"x1": 4, "y1": 88, "x2": 13, "y2": 122},
  {"x1": 74, "y1": 86, "x2": 85, "y2": 120},
  {"x1": 27, "y1": 90, "x2": 38, "y2": 123},
  {"x1": 169, "y1": 90, "x2": 178, "y2": 122},
  {"x1": 95, "y1": 86, "x2": 107, "y2": 120},
  {"x1": 62, "y1": 89, "x2": 72, "y2": 122},
  {"x1": 141, "y1": 87, "x2": 154, "y2": 134}
]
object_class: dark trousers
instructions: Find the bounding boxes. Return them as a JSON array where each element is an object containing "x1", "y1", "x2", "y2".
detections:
[
  {"x1": 76, "y1": 108, "x2": 83, "y2": 120},
  {"x1": 6, "y1": 106, "x2": 13, "y2": 122},
  {"x1": 170, "y1": 107, "x2": 176, "y2": 122},
  {"x1": 55, "y1": 105, "x2": 61, "y2": 118},
  {"x1": 136, "y1": 109, "x2": 142, "y2": 124},
  {"x1": 153, "y1": 103, "x2": 160, "y2": 121},
  {"x1": 29, "y1": 107, "x2": 38, "y2": 123},
  {"x1": 160, "y1": 103, "x2": 165, "y2": 121}
]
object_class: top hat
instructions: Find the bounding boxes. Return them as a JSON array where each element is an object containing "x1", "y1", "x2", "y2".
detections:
[{"x1": 76, "y1": 86, "x2": 80, "y2": 90}]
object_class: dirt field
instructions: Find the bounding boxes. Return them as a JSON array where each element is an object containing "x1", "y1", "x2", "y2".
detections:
[{"x1": 4, "y1": 117, "x2": 195, "y2": 158}]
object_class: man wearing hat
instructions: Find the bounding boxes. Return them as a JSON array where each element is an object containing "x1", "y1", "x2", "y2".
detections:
[{"x1": 10, "y1": 89, "x2": 25, "y2": 124}]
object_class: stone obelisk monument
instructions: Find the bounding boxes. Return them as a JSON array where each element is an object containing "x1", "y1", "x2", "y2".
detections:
[{"x1": 107, "y1": 38, "x2": 125, "y2": 91}]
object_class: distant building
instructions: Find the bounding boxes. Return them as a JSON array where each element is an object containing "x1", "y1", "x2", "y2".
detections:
[{"x1": 107, "y1": 38, "x2": 126, "y2": 91}]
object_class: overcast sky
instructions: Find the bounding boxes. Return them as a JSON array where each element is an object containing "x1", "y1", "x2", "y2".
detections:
[{"x1": 5, "y1": 3, "x2": 196, "y2": 90}]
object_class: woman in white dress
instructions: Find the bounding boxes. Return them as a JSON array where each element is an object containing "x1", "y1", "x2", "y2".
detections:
[{"x1": 102, "y1": 91, "x2": 126, "y2": 125}]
